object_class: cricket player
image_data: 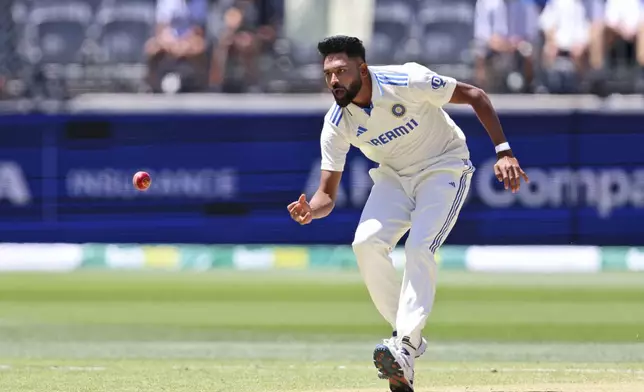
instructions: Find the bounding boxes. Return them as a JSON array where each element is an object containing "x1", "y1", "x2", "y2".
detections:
[{"x1": 287, "y1": 35, "x2": 529, "y2": 392}]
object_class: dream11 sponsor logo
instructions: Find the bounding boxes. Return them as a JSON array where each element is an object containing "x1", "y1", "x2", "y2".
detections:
[
  {"x1": 0, "y1": 161, "x2": 32, "y2": 206},
  {"x1": 66, "y1": 167, "x2": 238, "y2": 199},
  {"x1": 476, "y1": 157, "x2": 644, "y2": 218}
]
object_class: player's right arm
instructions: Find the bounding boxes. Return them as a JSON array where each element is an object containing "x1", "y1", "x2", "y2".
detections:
[
  {"x1": 308, "y1": 169, "x2": 343, "y2": 219},
  {"x1": 288, "y1": 114, "x2": 350, "y2": 225}
]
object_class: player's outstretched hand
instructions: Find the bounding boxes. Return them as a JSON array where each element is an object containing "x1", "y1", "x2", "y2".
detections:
[
  {"x1": 494, "y1": 156, "x2": 529, "y2": 193},
  {"x1": 287, "y1": 194, "x2": 313, "y2": 225}
]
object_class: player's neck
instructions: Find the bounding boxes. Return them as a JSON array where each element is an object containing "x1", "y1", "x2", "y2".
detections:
[{"x1": 351, "y1": 74, "x2": 373, "y2": 109}]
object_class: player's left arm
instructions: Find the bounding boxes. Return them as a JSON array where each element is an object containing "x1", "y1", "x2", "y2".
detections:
[{"x1": 449, "y1": 82, "x2": 529, "y2": 193}]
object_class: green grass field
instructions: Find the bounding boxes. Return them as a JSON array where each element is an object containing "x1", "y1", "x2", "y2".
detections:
[{"x1": 1, "y1": 271, "x2": 643, "y2": 391}]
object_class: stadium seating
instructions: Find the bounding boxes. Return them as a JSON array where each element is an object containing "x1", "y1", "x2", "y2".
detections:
[
  {"x1": 369, "y1": 0, "x2": 476, "y2": 81},
  {"x1": 95, "y1": 5, "x2": 154, "y2": 65},
  {"x1": 8, "y1": 0, "x2": 153, "y2": 96},
  {"x1": 0, "y1": 0, "x2": 642, "y2": 98},
  {"x1": 370, "y1": 0, "x2": 415, "y2": 65},
  {"x1": 417, "y1": 0, "x2": 476, "y2": 80},
  {"x1": 22, "y1": 2, "x2": 93, "y2": 66},
  {"x1": 93, "y1": 2, "x2": 154, "y2": 91}
]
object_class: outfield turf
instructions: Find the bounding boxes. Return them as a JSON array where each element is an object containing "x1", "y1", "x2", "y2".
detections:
[
  {"x1": 2, "y1": 360, "x2": 644, "y2": 392},
  {"x1": 1, "y1": 271, "x2": 643, "y2": 391}
]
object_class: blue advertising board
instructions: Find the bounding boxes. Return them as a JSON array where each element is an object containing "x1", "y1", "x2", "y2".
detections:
[{"x1": 0, "y1": 111, "x2": 642, "y2": 245}]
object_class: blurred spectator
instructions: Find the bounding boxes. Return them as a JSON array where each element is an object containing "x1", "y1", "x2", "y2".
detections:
[
  {"x1": 145, "y1": 0, "x2": 209, "y2": 93},
  {"x1": 0, "y1": 0, "x2": 19, "y2": 100},
  {"x1": 584, "y1": 0, "x2": 605, "y2": 73},
  {"x1": 605, "y1": 0, "x2": 641, "y2": 47},
  {"x1": 604, "y1": 0, "x2": 644, "y2": 85},
  {"x1": 474, "y1": 0, "x2": 539, "y2": 93},
  {"x1": 5, "y1": 0, "x2": 644, "y2": 97},
  {"x1": 208, "y1": 0, "x2": 280, "y2": 93},
  {"x1": 0, "y1": 74, "x2": 6, "y2": 100},
  {"x1": 538, "y1": 0, "x2": 591, "y2": 93}
]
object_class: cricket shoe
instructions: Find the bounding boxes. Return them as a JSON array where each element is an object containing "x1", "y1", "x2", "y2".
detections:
[
  {"x1": 373, "y1": 337, "x2": 415, "y2": 392},
  {"x1": 377, "y1": 335, "x2": 426, "y2": 380}
]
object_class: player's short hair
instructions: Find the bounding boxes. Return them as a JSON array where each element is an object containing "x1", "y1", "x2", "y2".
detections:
[{"x1": 317, "y1": 35, "x2": 366, "y2": 62}]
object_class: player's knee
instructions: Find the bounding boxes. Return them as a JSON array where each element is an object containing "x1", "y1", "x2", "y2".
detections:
[
  {"x1": 351, "y1": 235, "x2": 382, "y2": 256},
  {"x1": 352, "y1": 222, "x2": 388, "y2": 257}
]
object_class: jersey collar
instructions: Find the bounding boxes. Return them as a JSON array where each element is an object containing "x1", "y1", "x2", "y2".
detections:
[
  {"x1": 368, "y1": 66, "x2": 385, "y2": 98},
  {"x1": 347, "y1": 67, "x2": 382, "y2": 117}
]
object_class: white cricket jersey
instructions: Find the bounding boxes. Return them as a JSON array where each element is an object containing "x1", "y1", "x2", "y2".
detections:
[{"x1": 320, "y1": 62, "x2": 470, "y2": 176}]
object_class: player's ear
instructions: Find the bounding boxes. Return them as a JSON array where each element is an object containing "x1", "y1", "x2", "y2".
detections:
[{"x1": 359, "y1": 62, "x2": 368, "y2": 77}]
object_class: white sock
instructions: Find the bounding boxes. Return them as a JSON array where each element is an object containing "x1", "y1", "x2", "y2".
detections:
[{"x1": 401, "y1": 336, "x2": 418, "y2": 358}]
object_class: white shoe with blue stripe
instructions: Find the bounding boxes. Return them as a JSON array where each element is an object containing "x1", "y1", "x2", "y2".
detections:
[
  {"x1": 376, "y1": 332, "x2": 426, "y2": 380},
  {"x1": 373, "y1": 335, "x2": 416, "y2": 392}
]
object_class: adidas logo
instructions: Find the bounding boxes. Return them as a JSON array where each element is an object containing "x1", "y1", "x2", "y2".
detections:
[{"x1": 356, "y1": 126, "x2": 368, "y2": 137}]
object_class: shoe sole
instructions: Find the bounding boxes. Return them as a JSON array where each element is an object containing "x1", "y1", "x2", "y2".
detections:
[{"x1": 373, "y1": 344, "x2": 414, "y2": 392}]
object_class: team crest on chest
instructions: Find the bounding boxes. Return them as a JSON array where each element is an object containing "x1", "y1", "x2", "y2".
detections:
[{"x1": 391, "y1": 103, "x2": 406, "y2": 118}]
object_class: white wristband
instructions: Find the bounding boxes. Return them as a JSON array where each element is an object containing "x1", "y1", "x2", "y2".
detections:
[{"x1": 495, "y1": 142, "x2": 511, "y2": 154}]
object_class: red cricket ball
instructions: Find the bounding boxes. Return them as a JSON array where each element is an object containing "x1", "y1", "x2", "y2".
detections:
[{"x1": 133, "y1": 171, "x2": 151, "y2": 191}]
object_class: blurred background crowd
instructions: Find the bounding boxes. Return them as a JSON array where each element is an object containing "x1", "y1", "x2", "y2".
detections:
[{"x1": 0, "y1": 0, "x2": 642, "y2": 100}]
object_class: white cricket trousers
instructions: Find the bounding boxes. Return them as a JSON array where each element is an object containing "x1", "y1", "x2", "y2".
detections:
[{"x1": 352, "y1": 158, "x2": 474, "y2": 349}]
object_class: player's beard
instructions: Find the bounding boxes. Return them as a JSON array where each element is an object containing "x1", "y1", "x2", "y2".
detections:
[{"x1": 332, "y1": 79, "x2": 362, "y2": 108}]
